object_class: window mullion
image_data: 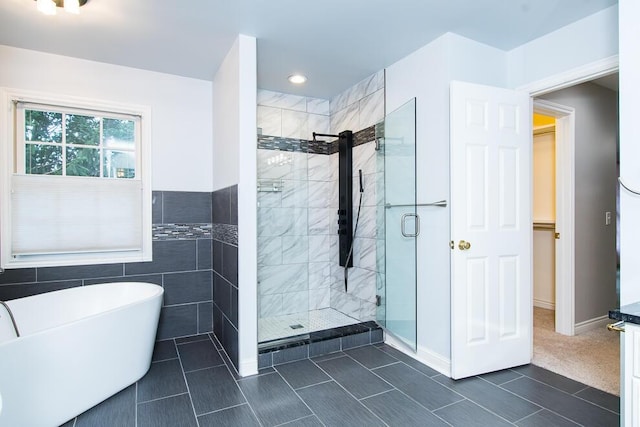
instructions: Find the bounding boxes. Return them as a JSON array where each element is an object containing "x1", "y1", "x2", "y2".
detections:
[
  {"x1": 61, "y1": 112, "x2": 67, "y2": 177},
  {"x1": 16, "y1": 108, "x2": 26, "y2": 174},
  {"x1": 99, "y1": 118, "x2": 104, "y2": 177}
]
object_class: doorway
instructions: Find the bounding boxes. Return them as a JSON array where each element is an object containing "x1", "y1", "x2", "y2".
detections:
[{"x1": 530, "y1": 75, "x2": 620, "y2": 395}]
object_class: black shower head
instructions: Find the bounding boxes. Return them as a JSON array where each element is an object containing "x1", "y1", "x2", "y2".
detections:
[{"x1": 312, "y1": 132, "x2": 339, "y2": 142}]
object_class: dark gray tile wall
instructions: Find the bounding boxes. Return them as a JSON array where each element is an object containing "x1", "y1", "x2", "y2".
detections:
[
  {"x1": 0, "y1": 190, "x2": 214, "y2": 342},
  {"x1": 212, "y1": 185, "x2": 240, "y2": 371}
]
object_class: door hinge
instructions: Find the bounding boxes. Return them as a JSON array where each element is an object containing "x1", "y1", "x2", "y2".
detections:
[{"x1": 555, "y1": 232, "x2": 560, "y2": 240}]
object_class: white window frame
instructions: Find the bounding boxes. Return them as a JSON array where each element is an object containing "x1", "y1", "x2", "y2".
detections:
[
  {"x1": 0, "y1": 87, "x2": 153, "y2": 269},
  {"x1": 17, "y1": 104, "x2": 140, "y2": 179}
]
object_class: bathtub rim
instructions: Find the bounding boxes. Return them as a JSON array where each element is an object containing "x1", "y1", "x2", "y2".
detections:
[{"x1": 1, "y1": 281, "x2": 164, "y2": 345}]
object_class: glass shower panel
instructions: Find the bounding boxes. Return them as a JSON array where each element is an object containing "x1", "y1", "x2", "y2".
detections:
[
  {"x1": 257, "y1": 148, "x2": 310, "y2": 344},
  {"x1": 380, "y1": 98, "x2": 417, "y2": 350}
]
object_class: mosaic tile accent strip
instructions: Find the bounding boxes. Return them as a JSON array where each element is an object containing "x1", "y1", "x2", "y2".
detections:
[
  {"x1": 258, "y1": 124, "x2": 379, "y2": 156},
  {"x1": 153, "y1": 223, "x2": 212, "y2": 240},
  {"x1": 152, "y1": 223, "x2": 238, "y2": 245},
  {"x1": 211, "y1": 223, "x2": 238, "y2": 246},
  {"x1": 257, "y1": 135, "x2": 332, "y2": 155}
]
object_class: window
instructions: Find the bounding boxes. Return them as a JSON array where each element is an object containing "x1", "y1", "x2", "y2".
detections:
[
  {"x1": 20, "y1": 107, "x2": 137, "y2": 179},
  {"x1": 0, "y1": 88, "x2": 152, "y2": 269}
]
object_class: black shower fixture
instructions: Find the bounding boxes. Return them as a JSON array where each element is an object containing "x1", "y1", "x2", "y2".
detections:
[
  {"x1": 338, "y1": 131, "x2": 354, "y2": 268},
  {"x1": 312, "y1": 132, "x2": 339, "y2": 142}
]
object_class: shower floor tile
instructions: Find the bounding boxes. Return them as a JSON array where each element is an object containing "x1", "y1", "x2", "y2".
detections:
[{"x1": 258, "y1": 308, "x2": 361, "y2": 343}]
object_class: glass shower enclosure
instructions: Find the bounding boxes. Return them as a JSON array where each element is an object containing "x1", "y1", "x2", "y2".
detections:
[
  {"x1": 256, "y1": 98, "x2": 418, "y2": 350},
  {"x1": 378, "y1": 98, "x2": 417, "y2": 350}
]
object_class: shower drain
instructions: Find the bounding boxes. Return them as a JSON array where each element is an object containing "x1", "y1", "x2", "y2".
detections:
[{"x1": 289, "y1": 324, "x2": 304, "y2": 330}]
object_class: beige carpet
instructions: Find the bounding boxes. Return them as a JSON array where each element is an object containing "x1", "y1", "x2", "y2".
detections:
[{"x1": 533, "y1": 307, "x2": 620, "y2": 396}]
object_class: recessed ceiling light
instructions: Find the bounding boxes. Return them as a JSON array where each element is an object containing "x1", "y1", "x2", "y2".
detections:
[
  {"x1": 35, "y1": 0, "x2": 88, "y2": 15},
  {"x1": 288, "y1": 74, "x2": 307, "y2": 84}
]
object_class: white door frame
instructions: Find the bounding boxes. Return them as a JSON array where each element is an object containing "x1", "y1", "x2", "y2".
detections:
[
  {"x1": 518, "y1": 54, "x2": 619, "y2": 336},
  {"x1": 533, "y1": 100, "x2": 575, "y2": 336}
]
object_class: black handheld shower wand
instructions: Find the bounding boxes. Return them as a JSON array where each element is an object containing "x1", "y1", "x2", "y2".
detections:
[{"x1": 345, "y1": 169, "x2": 364, "y2": 292}]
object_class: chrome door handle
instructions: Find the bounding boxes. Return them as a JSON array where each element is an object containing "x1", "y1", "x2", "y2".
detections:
[{"x1": 401, "y1": 213, "x2": 420, "y2": 237}]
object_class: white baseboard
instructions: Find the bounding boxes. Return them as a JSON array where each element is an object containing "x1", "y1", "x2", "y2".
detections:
[
  {"x1": 384, "y1": 332, "x2": 451, "y2": 377},
  {"x1": 238, "y1": 358, "x2": 258, "y2": 377},
  {"x1": 417, "y1": 344, "x2": 451, "y2": 377},
  {"x1": 534, "y1": 299, "x2": 556, "y2": 310},
  {"x1": 574, "y1": 315, "x2": 610, "y2": 335}
]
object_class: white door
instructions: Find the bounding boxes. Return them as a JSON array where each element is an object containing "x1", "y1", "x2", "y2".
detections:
[{"x1": 450, "y1": 81, "x2": 532, "y2": 379}]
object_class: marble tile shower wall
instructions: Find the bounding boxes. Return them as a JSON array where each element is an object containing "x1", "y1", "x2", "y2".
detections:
[
  {"x1": 256, "y1": 70, "x2": 385, "y2": 323},
  {"x1": 257, "y1": 149, "x2": 334, "y2": 318},
  {"x1": 330, "y1": 70, "x2": 385, "y2": 135},
  {"x1": 257, "y1": 89, "x2": 333, "y2": 319},
  {"x1": 257, "y1": 89, "x2": 331, "y2": 140},
  {"x1": 327, "y1": 71, "x2": 385, "y2": 321},
  {"x1": 0, "y1": 191, "x2": 214, "y2": 342},
  {"x1": 329, "y1": 141, "x2": 382, "y2": 321}
]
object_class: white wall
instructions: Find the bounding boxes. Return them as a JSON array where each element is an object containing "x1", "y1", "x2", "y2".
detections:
[
  {"x1": 619, "y1": 0, "x2": 640, "y2": 306},
  {"x1": 386, "y1": 33, "x2": 508, "y2": 366},
  {"x1": 533, "y1": 131, "x2": 556, "y2": 222},
  {"x1": 212, "y1": 41, "x2": 240, "y2": 191},
  {"x1": 386, "y1": 5, "x2": 619, "y2": 367},
  {"x1": 0, "y1": 45, "x2": 213, "y2": 192},
  {"x1": 507, "y1": 5, "x2": 619, "y2": 89},
  {"x1": 212, "y1": 34, "x2": 258, "y2": 376}
]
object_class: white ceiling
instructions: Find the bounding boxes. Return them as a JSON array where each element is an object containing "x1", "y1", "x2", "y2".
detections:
[{"x1": 0, "y1": 0, "x2": 618, "y2": 99}]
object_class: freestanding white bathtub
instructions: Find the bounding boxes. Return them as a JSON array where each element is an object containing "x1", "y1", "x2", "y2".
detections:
[{"x1": 0, "y1": 282, "x2": 163, "y2": 427}]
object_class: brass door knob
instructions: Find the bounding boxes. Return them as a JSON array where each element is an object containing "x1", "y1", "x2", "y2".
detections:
[
  {"x1": 606, "y1": 321, "x2": 625, "y2": 333},
  {"x1": 458, "y1": 240, "x2": 471, "y2": 250}
]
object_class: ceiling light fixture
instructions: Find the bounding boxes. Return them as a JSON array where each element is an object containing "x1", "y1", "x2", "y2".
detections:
[
  {"x1": 288, "y1": 74, "x2": 307, "y2": 84},
  {"x1": 36, "y1": 0, "x2": 88, "y2": 16}
]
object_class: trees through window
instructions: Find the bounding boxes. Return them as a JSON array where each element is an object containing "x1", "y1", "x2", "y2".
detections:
[{"x1": 22, "y1": 107, "x2": 137, "y2": 179}]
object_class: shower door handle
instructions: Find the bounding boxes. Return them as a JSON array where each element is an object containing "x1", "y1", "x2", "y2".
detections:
[{"x1": 401, "y1": 213, "x2": 420, "y2": 237}]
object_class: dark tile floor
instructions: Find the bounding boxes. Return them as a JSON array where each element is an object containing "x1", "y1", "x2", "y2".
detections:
[{"x1": 60, "y1": 334, "x2": 620, "y2": 427}]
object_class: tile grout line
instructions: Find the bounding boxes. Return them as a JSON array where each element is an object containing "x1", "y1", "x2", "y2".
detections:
[
  {"x1": 135, "y1": 381, "x2": 138, "y2": 427},
  {"x1": 573, "y1": 385, "x2": 591, "y2": 395},
  {"x1": 571, "y1": 383, "x2": 620, "y2": 410},
  {"x1": 571, "y1": 393, "x2": 621, "y2": 415},
  {"x1": 217, "y1": 343, "x2": 266, "y2": 427},
  {"x1": 427, "y1": 377, "x2": 531, "y2": 426},
  {"x1": 291, "y1": 378, "x2": 334, "y2": 392},
  {"x1": 309, "y1": 355, "x2": 392, "y2": 427},
  {"x1": 182, "y1": 361, "x2": 227, "y2": 375},
  {"x1": 271, "y1": 368, "x2": 328, "y2": 427},
  {"x1": 439, "y1": 373, "x2": 547, "y2": 420},
  {"x1": 195, "y1": 402, "x2": 250, "y2": 419},
  {"x1": 511, "y1": 408, "x2": 553, "y2": 425},
  {"x1": 506, "y1": 372, "x2": 620, "y2": 415},
  {"x1": 473, "y1": 371, "x2": 558, "y2": 420},
  {"x1": 375, "y1": 345, "x2": 442, "y2": 378},
  {"x1": 137, "y1": 391, "x2": 191, "y2": 406},
  {"x1": 361, "y1": 358, "x2": 461, "y2": 427},
  {"x1": 493, "y1": 376, "x2": 605, "y2": 425},
  {"x1": 273, "y1": 415, "x2": 324, "y2": 427},
  {"x1": 173, "y1": 338, "x2": 201, "y2": 427},
  {"x1": 376, "y1": 377, "x2": 462, "y2": 427}
]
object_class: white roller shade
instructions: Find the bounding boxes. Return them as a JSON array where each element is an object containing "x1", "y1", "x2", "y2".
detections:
[{"x1": 11, "y1": 174, "x2": 143, "y2": 256}]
